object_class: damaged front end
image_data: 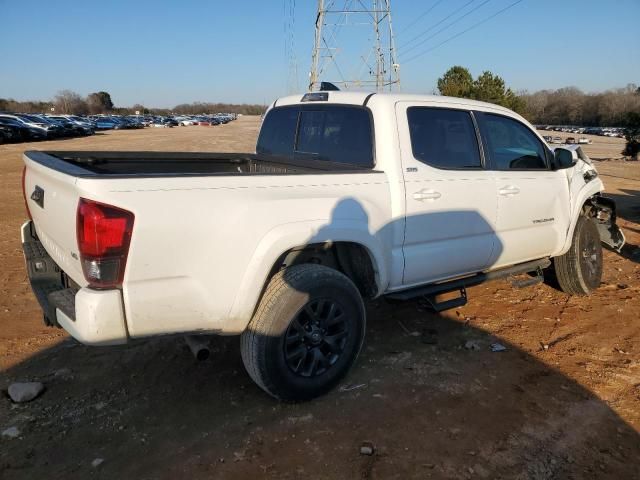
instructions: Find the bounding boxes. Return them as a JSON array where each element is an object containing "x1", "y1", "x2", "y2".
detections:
[
  {"x1": 558, "y1": 145, "x2": 626, "y2": 252},
  {"x1": 589, "y1": 195, "x2": 626, "y2": 252}
]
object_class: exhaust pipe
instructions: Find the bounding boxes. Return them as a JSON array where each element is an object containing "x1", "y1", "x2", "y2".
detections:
[{"x1": 184, "y1": 335, "x2": 210, "y2": 361}]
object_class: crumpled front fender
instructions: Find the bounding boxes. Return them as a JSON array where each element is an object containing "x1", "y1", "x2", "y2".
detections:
[{"x1": 591, "y1": 195, "x2": 626, "y2": 252}]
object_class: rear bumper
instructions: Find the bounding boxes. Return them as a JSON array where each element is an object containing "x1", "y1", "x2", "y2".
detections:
[
  {"x1": 56, "y1": 288, "x2": 128, "y2": 345},
  {"x1": 21, "y1": 221, "x2": 128, "y2": 345}
]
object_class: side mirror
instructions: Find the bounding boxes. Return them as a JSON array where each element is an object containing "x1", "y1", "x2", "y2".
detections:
[{"x1": 553, "y1": 148, "x2": 576, "y2": 170}]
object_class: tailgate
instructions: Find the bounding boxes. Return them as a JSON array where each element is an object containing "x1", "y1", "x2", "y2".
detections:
[{"x1": 24, "y1": 154, "x2": 87, "y2": 287}]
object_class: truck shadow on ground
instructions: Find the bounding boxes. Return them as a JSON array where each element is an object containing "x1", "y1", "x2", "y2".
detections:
[
  {"x1": 2, "y1": 200, "x2": 639, "y2": 479},
  {"x1": 1, "y1": 304, "x2": 639, "y2": 480}
]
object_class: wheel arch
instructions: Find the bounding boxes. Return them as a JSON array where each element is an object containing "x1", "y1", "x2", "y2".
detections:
[
  {"x1": 226, "y1": 221, "x2": 388, "y2": 333},
  {"x1": 557, "y1": 191, "x2": 625, "y2": 256}
]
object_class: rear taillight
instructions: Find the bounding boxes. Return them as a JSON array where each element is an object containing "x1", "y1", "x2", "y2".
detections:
[
  {"x1": 22, "y1": 166, "x2": 32, "y2": 220},
  {"x1": 77, "y1": 198, "x2": 134, "y2": 288}
]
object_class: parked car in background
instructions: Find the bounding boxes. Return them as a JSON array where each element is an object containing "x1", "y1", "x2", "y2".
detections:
[
  {"x1": 215, "y1": 114, "x2": 233, "y2": 124},
  {"x1": 0, "y1": 125, "x2": 18, "y2": 143},
  {"x1": 38, "y1": 115, "x2": 85, "y2": 137},
  {"x1": 176, "y1": 117, "x2": 198, "y2": 126},
  {"x1": 151, "y1": 118, "x2": 173, "y2": 128},
  {"x1": 65, "y1": 115, "x2": 97, "y2": 127},
  {"x1": 0, "y1": 114, "x2": 60, "y2": 138},
  {"x1": 112, "y1": 117, "x2": 132, "y2": 129},
  {"x1": 120, "y1": 117, "x2": 144, "y2": 129},
  {"x1": 552, "y1": 136, "x2": 563, "y2": 144},
  {"x1": 94, "y1": 117, "x2": 120, "y2": 130},
  {"x1": 48, "y1": 115, "x2": 95, "y2": 135},
  {"x1": 124, "y1": 116, "x2": 146, "y2": 128},
  {"x1": 542, "y1": 135, "x2": 552, "y2": 143},
  {"x1": 578, "y1": 137, "x2": 592, "y2": 145},
  {"x1": 0, "y1": 117, "x2": 46, "y2": 141}
]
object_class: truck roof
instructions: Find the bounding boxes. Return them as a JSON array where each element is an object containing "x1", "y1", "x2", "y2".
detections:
[{"x1": 273, "y1": 91, "x2": 516, "y2": 116}]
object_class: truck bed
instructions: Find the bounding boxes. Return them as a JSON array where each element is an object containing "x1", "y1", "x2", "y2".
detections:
[{"x1": 25, "y1": 151, "x2": 375, "y2": 178}]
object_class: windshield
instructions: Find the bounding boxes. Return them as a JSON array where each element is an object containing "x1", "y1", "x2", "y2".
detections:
[
  {"x1": 18, "y1": 114, "x2": 45, "y2": 123},
  {"x1": 0, "y1": 117, "x2": 22, "y2": 126}
]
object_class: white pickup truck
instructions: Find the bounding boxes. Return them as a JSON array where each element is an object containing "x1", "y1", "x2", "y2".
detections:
[{"x1": 21, "y1": 91, "x2": 624, "y2": 401}]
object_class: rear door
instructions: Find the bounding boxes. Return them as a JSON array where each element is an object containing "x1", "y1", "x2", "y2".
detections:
[
  {"x1": 396, "y1": 102, "x2": 498, "y2": 286},
  {"x1": 475, "y1": 112, "x2": 570, "y2": 268}
]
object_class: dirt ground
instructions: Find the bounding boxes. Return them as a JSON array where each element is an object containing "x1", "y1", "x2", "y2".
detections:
[{"x1": 1, "y1": 117, "x2": 639, "y2": 479}]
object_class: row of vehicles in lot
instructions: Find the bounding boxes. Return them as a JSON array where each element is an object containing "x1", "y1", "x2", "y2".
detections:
[
  {"x1": 537, "y1": 125, "x2": 625, "y2": 138},
  {"x1": 0, "y1": 112, "x2": 237, "y2": 144},
  {"x1": 541, "y1": 135, "x2": 592, "y2": 145},
  {"x1": 537, "y1": 124, "x2": 624, "y2": 146},
  {"x1": 94, "y1": 113, "x2": 237, "y2": 130},
  {"x1": 0, "y1": 113, "x2": 96, "y2": 143}
]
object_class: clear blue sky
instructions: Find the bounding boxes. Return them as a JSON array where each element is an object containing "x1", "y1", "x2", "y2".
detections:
[{"x1": 1, "y1": 0, "x2": 638, "y2": 108}]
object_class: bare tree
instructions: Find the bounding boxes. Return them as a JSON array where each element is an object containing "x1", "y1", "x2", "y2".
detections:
[
  {"x1": 171, "y1": 102, "x2": 266, "y2": 115},
  {"x1": 522, "y1": 86, "x2": 640, "y2": 126},
  {"x1": 54, "y1": 90, "x2": 88, "y2": 114}
]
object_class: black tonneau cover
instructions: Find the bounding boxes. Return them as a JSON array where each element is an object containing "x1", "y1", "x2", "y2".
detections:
[{"x1": 25, "y1": 151, "x2": 378, "y2": 178}]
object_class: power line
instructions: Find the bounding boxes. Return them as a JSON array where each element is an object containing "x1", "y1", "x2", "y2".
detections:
[
  {"x1": 400, "y1": 0, "x2": 491, "y2": 57},
  {"x1": 399, "y1": 0, "x2": 476, "y2": 51},
  {"x1": 403, "y1": 0, "x2": 526, "y2": 64},
  {"x1": 284, "y1": 0, "x2": 299, "y2": 93},
  {"x1": 396, "y1": 0, "x2": 445, "y2": 36}
]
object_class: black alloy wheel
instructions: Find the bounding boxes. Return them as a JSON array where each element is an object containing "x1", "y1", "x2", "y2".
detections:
[{"x1": 284, "y1": 298, "x2": 349, "y2": 378}]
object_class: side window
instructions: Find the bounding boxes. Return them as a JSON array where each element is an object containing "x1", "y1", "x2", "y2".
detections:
[
  {"x1": 295, "y1": 107, "x2": 373, "y2": 167},
  {"x1": 407, "y1": 107, "x2": 482, "y2": 169},
  {"x1": 477, "y1": 113, "x2": 548, "y2": 170},
  {"x1": 256, "y1": 106, "x2": 300, "y2": 159}
]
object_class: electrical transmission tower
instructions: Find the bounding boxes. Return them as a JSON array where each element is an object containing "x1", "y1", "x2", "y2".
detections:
[{"x1": 308, "y1": 0, "x2": 400, "y2": 92}]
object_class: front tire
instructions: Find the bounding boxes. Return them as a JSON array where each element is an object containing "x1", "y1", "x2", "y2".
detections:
[
  {"x1": 553, "y1": 215, "x2": 603, "y2": 295},
  {"x1": 241, "y1": 264, "x2": 366, "y2": 402}
]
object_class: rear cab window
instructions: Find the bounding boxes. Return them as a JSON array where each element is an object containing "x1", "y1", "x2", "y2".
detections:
[
  {"x1": 255, "y1": 106, "x2": 299, "y2": 160},
  {"x1": 256, "y1": 104, "x2": 374, "y2": 168}
]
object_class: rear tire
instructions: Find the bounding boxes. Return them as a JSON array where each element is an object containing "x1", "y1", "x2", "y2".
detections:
[
  {"x1": 553, "y1": 215, "x2": 602, "y2": 295},
  {"x1": 241, "y1": 264, "x2": 366, "y2": 402}
]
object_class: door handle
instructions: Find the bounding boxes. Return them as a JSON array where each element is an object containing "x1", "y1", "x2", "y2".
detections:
[
  {"x1": 498, "y1": 185, "x2": 520, "y2": 196},
  {"x1": 413, "y1": 189, "x2": 441, "y2": 201}
]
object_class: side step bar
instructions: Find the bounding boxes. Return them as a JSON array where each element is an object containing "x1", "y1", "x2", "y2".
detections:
[
  {"x1": 509, "y1": 266, "x2": 545, "y2": 289},
  {"x1": 420, "y1": 287, "x2": 468, "y2": 312},
  {"x1": 386, "y1": 258, "x2": 551, "y2": 310}
]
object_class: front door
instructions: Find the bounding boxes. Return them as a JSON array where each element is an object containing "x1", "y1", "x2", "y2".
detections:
[
  {"x1": 396, "y1": 102, "x2": 498, "y2": 287},
  {"x1": 474, "y1": 112, "x2": 571, "y2": 268}
]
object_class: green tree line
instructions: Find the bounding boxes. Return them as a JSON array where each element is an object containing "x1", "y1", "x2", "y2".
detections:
[
  {"x1": 436, "y1": 66, "x2": 640, "y2": 128},
  {"x1": 436, "y1": 65, "x2": 526, "y2": 114}
]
